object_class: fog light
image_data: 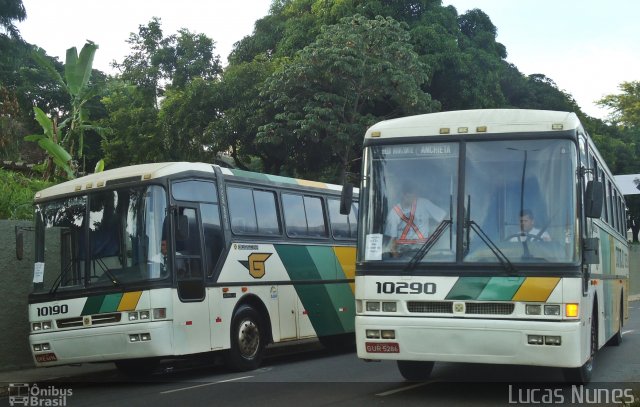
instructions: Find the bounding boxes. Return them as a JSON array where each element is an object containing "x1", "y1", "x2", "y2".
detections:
[
  {"x1": 366, "y1": 329, "x2": 380, "y2": 339},
  {"x1": 129, "y1": 334, "x2": 140, "y2": 342},
  {"x1": 545, "y1": 336, "x2": 561, "y2": 346},
  {"x1": 139, "y1": 310, "x2": 150, "y2": 320},
  {"x1": 565, "y1": 303, "x2": 579, "y2": 317},
  {"x1": 33, "y1": 344, "x2": 42, "y2": 352},
  {"x1": 129, "y1": 312, "x2": 139, "y2": 321},
  {"x1": 381, "y1": 330, "x2": 396, "y2": 339},
  {"x1": 382, "y1": 302, "x2": 397, "y2": 312},
  {"x1": 528, "y1": 335, "x2": 543, "y2": 345},
  {"x1": 153, "y1": 308, "x2": 166, "y2": 319},
  {"x1": 366, "y1": 302, "x2": 380, "y2": 312},
  {"x1": 140, "y1": 333, "x2": 151, "y2": 341},
  {"x1": 544, "y1": 305, "x2": 561, "y2": 316},
  {"x1": 526, "y1": 304, "x2": 542, "y2": 315}
]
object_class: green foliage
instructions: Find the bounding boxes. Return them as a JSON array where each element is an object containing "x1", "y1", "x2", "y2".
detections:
[
  {"x1": 0, "y1": 169, "x2": 51, "y2": 220},
  {"x1": 0, "y1": 0, "x2": 26, "y2": 39},
  {"x1": 24, "y1": 106, "x2": 74, "y2": 179},
  {"x1": 598, "y1": 81, "x2": 640, "y2": 128}
]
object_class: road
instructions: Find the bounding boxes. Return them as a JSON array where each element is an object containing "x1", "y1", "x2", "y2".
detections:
[{"x1": 4, "y1": 304, "x2": 640, "y2": 407}]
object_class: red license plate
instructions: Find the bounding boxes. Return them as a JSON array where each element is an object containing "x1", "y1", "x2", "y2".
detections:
[
  {"x1": 35, "y1": 353, "x2": 58, "y2": 363},
  {"x1": 365, "y1": 342, "x2": 400, "y2": 353}
]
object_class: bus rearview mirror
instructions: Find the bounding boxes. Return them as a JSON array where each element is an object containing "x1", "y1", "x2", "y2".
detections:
[
  {"x1": 584, "y1": 180, "x2": 603, "y2": 218},
  {"x1": 340, "y1": 183, "x2": 354, "y2": 215}
]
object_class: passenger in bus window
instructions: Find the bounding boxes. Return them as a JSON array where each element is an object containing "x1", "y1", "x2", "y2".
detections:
[
  {"x1": 510, "y1": 209, "x2": 551, "y2": 242},
  {"x1": 385, "y1": 184, "x2": 445, "y2": 256}
]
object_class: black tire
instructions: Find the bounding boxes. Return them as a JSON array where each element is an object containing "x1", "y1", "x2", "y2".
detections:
[
  {"x1": 397, "y1": 360, "x2": 435, "y2": 381},
  {"x1": 115, "y1": 358, "x2": 159, "y2": 377},
  {"x1": 224, "y1": 305, "x2": 265, "y2": 372},
  {"x1": 607, "y1": 298, "x2": 624, "y2": 347},
  {"x1": 564, "y1": 307, "x2": 597, "y2": 384}
]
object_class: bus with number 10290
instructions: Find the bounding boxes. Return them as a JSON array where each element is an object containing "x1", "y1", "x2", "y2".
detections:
[
  {"x1": 24, "y1": 162, "x2": 358, "y2": 375},
  {"x1": 342, "y1": 109, "x2": 628, "y2": 383}
]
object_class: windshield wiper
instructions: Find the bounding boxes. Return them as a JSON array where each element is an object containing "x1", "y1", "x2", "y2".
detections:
[
  {"x1": 94, "y1": 257, "x2": 120, "y2": 286},
  {"x1": 466, "y1": 219, "x2": 518, "y2": 275},
  {"x1": 403, "y1": 219, "x2": 452, "y2": 274},
  {"x1": 49, "y1": 261, "x2": 72, "y2": 295}
]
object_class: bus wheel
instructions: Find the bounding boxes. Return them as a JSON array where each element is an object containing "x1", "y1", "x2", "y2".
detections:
[
  {"x1": 397, "y1": 360, "x2": 434, "y2": 381},
  {"x1": 607, "y1": 297, "x2": 624, "y2": 347},
  {"x1": 115, "y1": 358, "x2": 159, "y2": 377},
  {"x1": 564, "y1": 309, "x2": 597, "y2": 384},
  {"x1": 224, "y1": 305, "x2": 265, "y2": 371}
]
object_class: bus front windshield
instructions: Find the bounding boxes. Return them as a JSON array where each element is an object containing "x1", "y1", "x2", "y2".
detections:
[
  {"x1": 33, "y1": 185, "x2": 170, "y2": 293},
  {"x1": 360, "y1": 139, "x2": 578, "y2": 267}
]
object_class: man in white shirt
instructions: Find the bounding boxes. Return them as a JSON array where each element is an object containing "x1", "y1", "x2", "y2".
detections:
[
  {"x1": 510, "y1": 209, "x2": 551, "y2": 242},
  {"x1": 385, "y1": 188, "x2": 446, "y2": 256}
]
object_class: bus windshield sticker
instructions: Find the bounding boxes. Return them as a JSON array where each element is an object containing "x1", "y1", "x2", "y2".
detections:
[
  {"x1": 365, "y1": 234, "x2": 383, "y2": 261},
  {"x1": 33, "y1": 262, "x2": 44, "y2": 283}
]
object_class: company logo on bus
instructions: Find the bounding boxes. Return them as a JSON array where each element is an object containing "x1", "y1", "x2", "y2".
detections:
[{"x1": 239, "y1": 253, "x2": 272, "y2": 279}]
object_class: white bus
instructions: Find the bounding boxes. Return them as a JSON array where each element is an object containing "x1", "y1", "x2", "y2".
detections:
[
  {"x1": 349, "y1": 109, "x2": 628, "y2": 383},
  {"x1": 26, "y1": 163, "x2": 358, "y2": 375}
]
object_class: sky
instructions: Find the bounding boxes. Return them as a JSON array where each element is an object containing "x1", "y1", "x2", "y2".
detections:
[{"x1": 15, "y1": 0, "x2": 640, "y2": 120}]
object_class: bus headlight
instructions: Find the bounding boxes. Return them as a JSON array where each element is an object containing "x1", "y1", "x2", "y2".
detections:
[
  {"x1": 32, "y1": 322, "x2": 42, "y2": 331},
  {"x1": 382, "y1": 302, "x2": 397, "y2": 312},
  {"x1": 42, "y1": 321, "x2": 52, "y2": 330},
  {"x1": 525, "y1": 304, "x2": 541, "y2": 315},
  {"x1": 544, "y1": 305, "x2": 561, "y2": 316},
  {"x1": 128, "y1": 312, "x2": 139, "y2": 321},
  {"x1": 366, "y1": 302, "x2": 380, "y2": 312},
  {"x1": 139, "y1": 310, "x2": 150, "y2": 320}
]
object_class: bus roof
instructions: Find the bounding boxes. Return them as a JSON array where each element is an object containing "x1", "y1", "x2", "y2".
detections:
[
  {"x1": 34, "y1": 162, "x2": 352, "y2": 201},
  {"x1": 365, "y1": 109, "x2": 581, "y2": 140}
]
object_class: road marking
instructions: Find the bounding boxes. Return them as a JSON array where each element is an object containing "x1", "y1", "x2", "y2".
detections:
[
  {"x1": 160, "y1": 375, "x2": 253, "y2": 394},
  {"x1": 376, "y1": 381, "x2": 436, "y2": 396},
  {"x1": 622, "y1": 330, "x2": 636, "y2": 336}
]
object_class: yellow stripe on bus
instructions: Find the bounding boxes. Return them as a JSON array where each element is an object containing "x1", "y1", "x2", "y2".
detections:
[
  {"x1": 117, "y1": 291, "x2": 143, "y2": 311},
  {"x1": 333, "y1": 246, "x2": 356, "y2": 293},
  {"x1": 511, "y1": 277, "x2": 561, "y2": 302}
]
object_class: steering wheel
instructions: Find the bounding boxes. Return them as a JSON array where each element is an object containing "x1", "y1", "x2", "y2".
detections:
[{"x1": 506, "y1": 233, "x2": 545, "y2": 242}]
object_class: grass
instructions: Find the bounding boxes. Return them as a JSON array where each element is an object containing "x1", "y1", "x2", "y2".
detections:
[{"x1": 0, "y1": 169, "x2": 52, "y2": 220}]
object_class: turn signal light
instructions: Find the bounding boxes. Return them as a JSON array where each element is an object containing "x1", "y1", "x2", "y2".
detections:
[{"x1": 565, "y1": 303, "x2": 579, "y2": 317}]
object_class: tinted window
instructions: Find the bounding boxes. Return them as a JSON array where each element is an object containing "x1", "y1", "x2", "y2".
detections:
[
  {"x1": 201, "y1": 203, "x2": 223, "y2": 277},
  {"x1": 227, "y1": 187, "x2": 280, "y2": 235},
  {"x1": 172, "y1": 180, "x2": 217, "y2": 203},
  {"x1": 328, "y1": 199, "x2": 358, "y2": 239},
  {"x1": 282, "y1": 193, "x2": 328, "y2": 238}
]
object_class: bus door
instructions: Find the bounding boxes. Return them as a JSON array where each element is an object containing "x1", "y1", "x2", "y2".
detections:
[{"x1": 172, "y1": 203, "x2": 211, "y2": 354}]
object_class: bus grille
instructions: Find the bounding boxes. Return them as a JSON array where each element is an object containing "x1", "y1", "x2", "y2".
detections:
[
  {"x1": 56, "y1": 313, "x2": 122, "y2": 328},
  {"x1": 407, "y1": 301, "x2": 514, "y2": 315},
  {"x1": 407, "y1": 301, "x2": 452, "y2": 313}
]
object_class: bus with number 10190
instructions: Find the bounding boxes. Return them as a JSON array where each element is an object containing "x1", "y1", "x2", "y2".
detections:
[
  {"x1": 343, "y1": 109, "x2": 628, "y2": 383},
  {"x1": 25, "y1": 162, "x2": 358, "y2": 375}
]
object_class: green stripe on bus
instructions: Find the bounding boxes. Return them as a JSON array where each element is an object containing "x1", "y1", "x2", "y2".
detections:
[
  {"x1": 81, "y1": 295, "x2": 104, "y2": 316},
  {"x1": 275, "y1": 245, "x2": 347, "y2": 336},
  {"x1": 99, "y1": 293, "x2": 123, "y2": 313},
  {"x1": 477, "y1": 277, "x2": 525, "y2": 301},
  {"x1": 445, "y1": 277, "x2": 491, "y2": 300}
]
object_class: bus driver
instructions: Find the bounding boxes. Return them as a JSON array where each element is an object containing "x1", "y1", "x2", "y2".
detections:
[{"x1": 385, "y1": 184, "x2": 445, "y2": 256}]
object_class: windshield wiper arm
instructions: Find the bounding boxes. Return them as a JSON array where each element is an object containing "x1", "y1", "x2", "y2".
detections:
[
  {"x1": 94, "y1": 257, "x2": 120, "y2": 286},
  {"x1": 466, "y1": 220, "x2": 518, "y2": 275},
  {"x1": 49, "y1": 261, "x2": 72, "y2": 295},
  {"x1": 403, "y1": 219, "x2": 452, "y2": 274}
]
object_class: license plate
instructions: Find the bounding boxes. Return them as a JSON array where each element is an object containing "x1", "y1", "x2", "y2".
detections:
[
  {"x1": 35, "y1": 353, "x2": 58, "y2": 363},
  {"x1": 365, "y1": 342, "x2": 400, "y2": 353}
]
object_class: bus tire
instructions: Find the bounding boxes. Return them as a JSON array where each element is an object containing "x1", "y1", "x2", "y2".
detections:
[
  {"x1": 397, "y1": 360, "x2": 434, "y2": 381},
  {"x1": 115, "y1": 358, "x2": 159, "y2": 377},
  {"x1": 607, "y1": 297, "x2": 624, "y2": 347},
  {"x1": 224, "y1": 305, "x2": 265, "y2": 372},
  {"x1": 563, "y1": 306, "x2": 597, "y2": 384}
]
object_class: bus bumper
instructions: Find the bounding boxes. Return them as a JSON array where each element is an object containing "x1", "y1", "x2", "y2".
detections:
[
  {"x1": 356, "y1": 315, "x2": 585, "y2": 368},
  {"x1": 29, "y1": 321, "x2": 174, "y2": 367}
]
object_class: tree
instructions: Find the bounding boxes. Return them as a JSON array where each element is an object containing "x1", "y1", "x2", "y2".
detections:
[
  {"x1": 598, "y1": 81, "x2": 640, "y2": 128},
  {"x1": 259, "y1": 15, "x2": 439, "y2": 181},
  {"x1": 0, "y1": 0, "x2": 26, "y2": 38}
]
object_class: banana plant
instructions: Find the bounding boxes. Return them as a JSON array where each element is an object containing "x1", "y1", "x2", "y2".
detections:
[
  {"x1": 30, "y1": 41, "x2": 106, "y2": 175},
  {"x1": 24, "y1": 106, "x2": 75, "y2": 179}
]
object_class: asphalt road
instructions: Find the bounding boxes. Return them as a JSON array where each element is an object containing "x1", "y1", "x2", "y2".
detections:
[{"x1": 3, "y1": 304, "x2": 640, "y2": 407}]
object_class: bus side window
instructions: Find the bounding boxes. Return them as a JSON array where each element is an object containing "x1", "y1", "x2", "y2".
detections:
[{"x1": 201, "y1": 203, "x2": 223, "y2": 277}]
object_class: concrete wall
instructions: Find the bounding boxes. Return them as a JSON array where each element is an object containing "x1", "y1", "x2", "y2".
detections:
[
  {"x1": 1, "y1": 219, "x2": 639, "y2": 371},
  {"x1": 0, "y1": 220, "x2": 36, "y2": 370}
]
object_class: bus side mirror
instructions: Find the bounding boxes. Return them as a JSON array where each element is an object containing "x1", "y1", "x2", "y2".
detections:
[
  {"x1": 584, "y1": 180, "x2": 603, "y2": 218},
  {"x1": 340, "y1": 183, "x2": 354, "y2": 215},
  {"x1": 15, "y1": 226, "x2": 24, "y2": 261}
]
